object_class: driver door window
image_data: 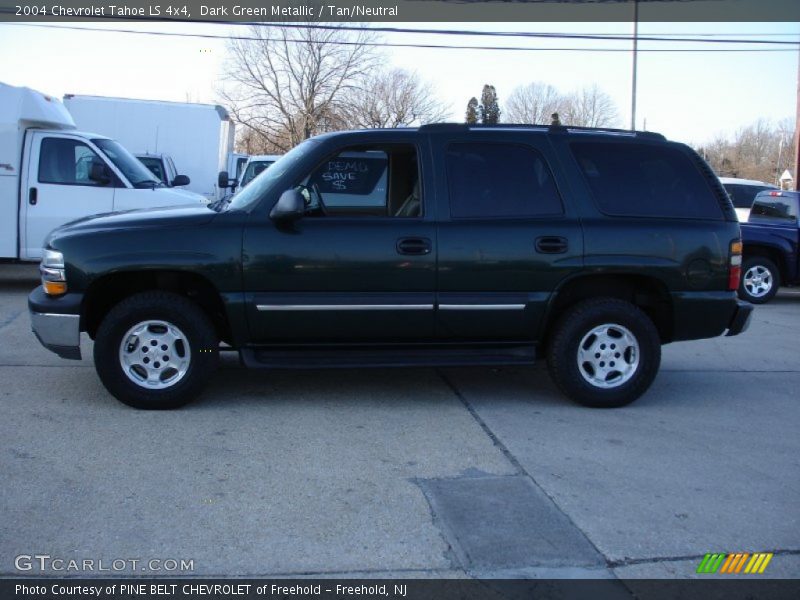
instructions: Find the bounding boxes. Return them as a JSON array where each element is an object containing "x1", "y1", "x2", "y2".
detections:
[
  {"x1": 39, "y1": 138, "x2": 105, "y2": 186},
  {"x1": 299, "y1": 146, "x2": 421, "y2": 218}
]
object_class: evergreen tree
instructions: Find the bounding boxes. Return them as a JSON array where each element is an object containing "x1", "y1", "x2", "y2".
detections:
[
  {"x1": 465, "y1": 97, "x2": 479, "y2": 124},
  {"x1": 479, "y1": 85, "x2": 500, "y2": 124}
]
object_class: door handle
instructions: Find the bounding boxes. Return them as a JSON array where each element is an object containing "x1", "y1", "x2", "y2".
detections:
[
  {"x1": 535, "y1": 236, "x2": 568, "y2": 254},
  {"x1": 396, "y1": 237, "x2": 432, "y2": 256},
  {"x1": 29, "y1": 187, "x2": 37, "y2": 206}
]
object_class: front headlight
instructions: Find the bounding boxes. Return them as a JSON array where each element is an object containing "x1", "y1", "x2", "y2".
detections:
[{"x1": 41, "y1": 249, "x2": 67, "y2": 296}]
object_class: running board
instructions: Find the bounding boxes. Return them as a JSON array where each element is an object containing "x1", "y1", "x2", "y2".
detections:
[{"x1": 240, "y1": 344, "x2": 536, "y2": 369}]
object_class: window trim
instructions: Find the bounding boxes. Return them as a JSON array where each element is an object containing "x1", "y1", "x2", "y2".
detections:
[{"x1": 443, "y1": 140, "x2": 566, "y2": 221}]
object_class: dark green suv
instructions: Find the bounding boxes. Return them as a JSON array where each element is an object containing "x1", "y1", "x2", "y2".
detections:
[{"x1": 29, "y1": 124, "x2": 753, "y2": 409}]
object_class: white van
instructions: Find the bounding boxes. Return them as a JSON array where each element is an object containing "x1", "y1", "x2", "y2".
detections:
[{"x1": 0, "y1": 83, "x2": 206, "y2": 261}]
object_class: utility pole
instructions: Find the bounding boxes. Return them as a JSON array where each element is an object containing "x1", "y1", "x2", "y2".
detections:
[
  {"x1": 794, "y1": 43, "x2": 799, "y2": 190},
  {"x1": 630, "y1": 0, "x2": 639, "y2": 130}
]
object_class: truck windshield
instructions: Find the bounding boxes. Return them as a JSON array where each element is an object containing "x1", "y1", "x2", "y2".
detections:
[
  {"x1": 92, "y1": 139, "x2": 162, "y2": 187},
  {"x1": 228, "y1": 140, "x2": 317, "y2": 211}
]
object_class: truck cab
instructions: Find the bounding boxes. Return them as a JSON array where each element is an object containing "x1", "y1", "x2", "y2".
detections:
[
  {"x1": 739, "y1": 190, "x2": 800, "y2": 303},
  {"x1": 0, "y1": 83, "x2": 207, "y2": 261},
  {"x1": 136, "y1": 153, "x2": 191, "y2": 188}
]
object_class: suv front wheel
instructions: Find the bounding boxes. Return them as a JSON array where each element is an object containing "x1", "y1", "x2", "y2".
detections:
[
  {"x1": 94, "y1": 291, "x2": 219, "y2": 409},
  {"x1": 547, "y1": 298, "x2": 661, "y2": 408}
]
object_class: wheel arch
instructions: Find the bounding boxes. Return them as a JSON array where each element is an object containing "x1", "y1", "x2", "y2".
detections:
[
  {"x1": 81, "y1": 270, "x2": 232, "y2": 344},
  {"x1": 541, "y1": 273, "x2": 674, "y2": 347},
  {"x1": 742, "y1": 244, "x2": 786, "y2": 283}
]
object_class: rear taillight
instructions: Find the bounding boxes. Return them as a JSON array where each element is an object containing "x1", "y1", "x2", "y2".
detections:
[{"x1": 729, "y1": 240, "x2": 742, "y2": 290}]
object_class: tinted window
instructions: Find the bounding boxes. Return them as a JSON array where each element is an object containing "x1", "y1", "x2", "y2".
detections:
[
  {"x1": 724, "y1": 184, "x2": 774, "y2": 209},
  {"x1": 446, "y1": 143, "x2": 563, "y2": 219},
  {"x1": 571, "y1": 142, "x2": 723, "y2": 219},
  {"x1": 38, "y1": 138, "x2": 104, "y2": 186},
  {"x1": 750, "y1": 193, "x2": 798, "y2": 223}
]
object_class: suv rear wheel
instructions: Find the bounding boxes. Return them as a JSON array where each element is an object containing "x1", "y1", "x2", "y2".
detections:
[
  {"x1": 94, "y1": 291, "x2": 219, "y2": 409},
  {"x1": 739, "y1": 256, "x2": 780, "y2": 304},
  {"x1": 547, "y1": 298, "x2": 661, "y2": 408}
]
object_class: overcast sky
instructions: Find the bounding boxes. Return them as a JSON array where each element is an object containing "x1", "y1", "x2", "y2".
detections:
[{"x1": 0, "y1": 20, "x2": 798, "y2": 146}]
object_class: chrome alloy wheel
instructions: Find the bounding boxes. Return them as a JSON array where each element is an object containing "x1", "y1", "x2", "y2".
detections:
[
  {"x1": 743, "y1": 264, "x2": 773, "y2": 299},
  {"x1": 577, "y1": 323, "x2": 640, "y2": 389},
  {"x1": 118, "y1": 320, "x2": 191, "y2": 389}
]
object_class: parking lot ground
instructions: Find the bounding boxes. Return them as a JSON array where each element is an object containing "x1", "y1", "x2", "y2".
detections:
[{"x1": 1, "y1": 266, "x2": 798, "y2": 579}]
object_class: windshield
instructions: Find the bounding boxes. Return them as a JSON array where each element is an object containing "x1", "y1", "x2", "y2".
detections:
[
  {"x1": 93, "y1": 139, "x2": 160, "y2": 187},
  {"x1": 138, "y1": 156, "x2": 166, "y2": 183},
  {"x1": 228, "y1": 140, "x2": 318, "y2": 211},
  {"x1": 241, "y1": 160, "x2": 276, "y2": 187}
]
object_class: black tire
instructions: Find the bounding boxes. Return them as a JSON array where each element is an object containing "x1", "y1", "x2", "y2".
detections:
[
  {"x1": 93, "y1": 291, "x2": 219, "y2": 409},
  {"x1": 546, "y1": 298, "x2": 661, "y2": 408},
  {"x1": 739, "y1": 256, "x2": 780, "y2": 304}
]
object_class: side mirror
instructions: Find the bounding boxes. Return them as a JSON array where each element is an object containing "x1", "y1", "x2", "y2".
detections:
[
  {"x1": 218, "y1": 171, "x2": 231, "y2": 189},
  {"x1": 172, "y1": 174, "x2": 190, "y2": 187},
  {"x1": 89, "y1": 161, "x2": 111, "y2": 185},
  {"x1": 270, "y1": 189, "x2": 305, "y2": 222}
]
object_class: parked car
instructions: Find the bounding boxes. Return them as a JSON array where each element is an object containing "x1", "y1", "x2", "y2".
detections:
[
  {"x1": 0, "y1": 83, "x2": 205, "y2": 261},
  {"x1": 739, "y1": 190, "x2": 800, "y2": 303},
  {"x1": 29, "y1": 124, "x2": 752, "y2": 410},
  {"x1": 719, "y1": 177, "x2": 779, "y2": 222},
  {"x1": 136, "y1": 153, "x2": 191, "y2": 188}
]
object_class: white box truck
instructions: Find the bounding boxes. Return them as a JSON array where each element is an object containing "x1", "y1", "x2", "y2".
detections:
[
  {"x1": 63, "y1": 94, "x2": 239, "y2": 202},
  {"x1": 0, "y1": 83, "x2": 206, "y2": 261}
]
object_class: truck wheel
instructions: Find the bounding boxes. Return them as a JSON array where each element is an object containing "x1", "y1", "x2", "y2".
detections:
[
  {"x1": 93, "y1": 291, "x2": 218, "y2": 409},
  {"x1": 739, "y1": 257, "x2": 780, "y2": 304},
  {"x1": 546, "y1": 298, "x2": 661, "y2": 408}
]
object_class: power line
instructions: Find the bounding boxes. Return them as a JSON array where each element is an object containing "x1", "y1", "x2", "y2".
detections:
[
  {"x1": 2, "y1": 23, "x2": 797, "y2": 53},
  {"x1": 230, "y1": 21, "x2": 800, "y2": 46}
]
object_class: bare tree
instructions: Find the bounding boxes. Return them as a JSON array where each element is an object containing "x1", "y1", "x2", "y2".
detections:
[
  {"x1": 220, "y1": 24, "x2": 379, "y2": 153},
  {"x1": 343, "y1": 68, "x2": 451, "y2": 128},
  {"x1": 505, "y1": 82, "x2": 563, "y2": 125},
  {"x1": 561, "y1": 84, "x2": 620, "y2": 128},
  {"x1": 700, "y1": 118, "x2": 796, "y2": 184}
]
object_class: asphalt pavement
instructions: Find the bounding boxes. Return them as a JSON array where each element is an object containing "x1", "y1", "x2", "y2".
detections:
[{"x1": 1, "y1": 264, "x2": 798, "y2": 579}]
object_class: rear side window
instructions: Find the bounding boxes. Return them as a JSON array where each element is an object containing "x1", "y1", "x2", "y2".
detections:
[
  {"x1": 724, "y1": 184, "x2": 774, "y2": 209},
  {"x1": 445, "y1": 143, "x2": 563, "y2": 219},
  {"x1": 570, "y1": 142, "x2": 723, "y2": 219},
  {"x1": 750, "y1": 194, "x2": 799, "y2": 223}
]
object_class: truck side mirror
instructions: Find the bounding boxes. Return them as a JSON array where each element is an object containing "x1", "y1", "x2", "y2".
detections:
[
  {"x1": 172, "y1": 174, "x2": 190, "y2": 187},
  {"x1": 270, "y1": 189, "x2": 305, "y2": 222},
  {"x1": 89, "y1": 161, "x2": 111, "y2": 185},
  {"x1": 218, "y1": 171, "x2": 231, "y2": 189}
]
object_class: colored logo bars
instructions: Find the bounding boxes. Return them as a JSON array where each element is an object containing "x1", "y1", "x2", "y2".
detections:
[{"x1": 697, "y1": 553, "x2": 774, "y2": 574}]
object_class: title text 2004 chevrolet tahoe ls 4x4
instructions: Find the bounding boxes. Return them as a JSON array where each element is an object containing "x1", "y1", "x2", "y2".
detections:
[{"x1": 29, "y1": 124, "x2": 752, "y2": 409}]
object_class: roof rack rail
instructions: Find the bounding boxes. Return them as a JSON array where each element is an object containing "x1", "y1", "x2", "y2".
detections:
[
  {"x1": 419, "y1": 122, "x2": 665, "y2": 140},
  {"x1": 549, "y1": 124, "x2": 666, "y2": 140}
]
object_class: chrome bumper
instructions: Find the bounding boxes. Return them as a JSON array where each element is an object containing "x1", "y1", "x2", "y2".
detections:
[{"x1": 30, "y1": 311, "x2": 82, "y2": 360}]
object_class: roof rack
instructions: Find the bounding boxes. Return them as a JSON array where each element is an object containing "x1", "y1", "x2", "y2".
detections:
[{"x1": 418, "y1": 122, "x2": 666, "y2": 140}]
